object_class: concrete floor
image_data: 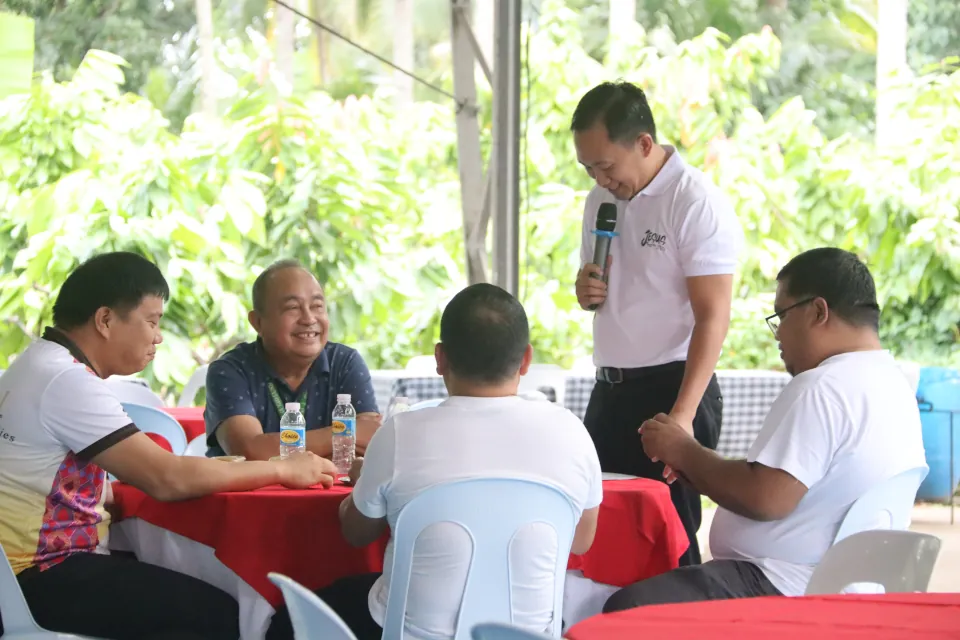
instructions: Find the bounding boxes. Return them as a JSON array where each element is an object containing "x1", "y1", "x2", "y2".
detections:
[{"x1": 699, "y1": 502, "x2": 960, "y2": 592}]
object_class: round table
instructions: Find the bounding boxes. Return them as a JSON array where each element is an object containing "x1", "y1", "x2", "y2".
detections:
[{"x1": 564, "y1": 593, "x2": 960, "y2": 639}]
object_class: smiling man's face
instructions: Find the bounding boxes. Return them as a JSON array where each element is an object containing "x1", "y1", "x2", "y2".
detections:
[{"x1": 252, "y1": 267, "x2": 329, "y2": 363}]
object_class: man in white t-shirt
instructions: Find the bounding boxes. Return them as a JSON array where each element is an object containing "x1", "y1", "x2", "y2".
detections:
[
  {"x1": 603, "y1": 248, "x2": 927, "y2": 611},
  {"x1": 0, "y1": 252, "x2": 334, "y2": 640},
  {"x1": 266, "y1": 283, "x2": 604, "y2": 640},
  {"x1": 572, "y1": 81, "x2": 744, "y2": 565}
]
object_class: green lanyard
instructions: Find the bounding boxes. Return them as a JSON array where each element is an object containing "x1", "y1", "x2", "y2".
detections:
[{"x1": 267, "y1": 381, "x2": 308, "y2": 421}]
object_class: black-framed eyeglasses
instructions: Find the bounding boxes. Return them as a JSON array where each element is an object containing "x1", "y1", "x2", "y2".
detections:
[
  {"x1": 765, "y1": 298, "x2": 815, "y2": 337},
  {"x1": 765, "y1": 298, "x2": 882, "y2": 337}
]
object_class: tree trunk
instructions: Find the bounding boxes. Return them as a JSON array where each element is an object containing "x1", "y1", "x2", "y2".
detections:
[
  {"x1": 876, "y1": 0, "x2": 908, "y2": 148},
  {"x1": 393, "y1": 0, "x2": 414, "y2": 105},
  {"x1": 195, "y1": 0, "x2": 216, "y2": 115},
  {"x1": 274, "y1": 0, "x2": 296, "y2": 90}
]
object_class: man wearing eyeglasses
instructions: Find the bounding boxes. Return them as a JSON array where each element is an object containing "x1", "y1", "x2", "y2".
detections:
[{"x1": 603, "y1": 248, "x2": 927, "y2": 611}]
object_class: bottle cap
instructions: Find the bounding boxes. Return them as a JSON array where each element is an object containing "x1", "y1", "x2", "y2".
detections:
[
  {"x1": 337, "y1": 394, "x2": 352, "y2": 403},
  {"x1": 284, "y1": 402, "x2": 301, "y2": 412}
]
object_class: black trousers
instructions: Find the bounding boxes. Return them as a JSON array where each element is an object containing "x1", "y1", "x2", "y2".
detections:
[
  {"x1": 4, "y1": 551, "x2": 240, "y2": 640},
  {"x1": 583, "y1": 360, "x2": 722, "y2": 566},
  {"x1": 267, "y1": 573, "x2": 383, "y2": 640},
  {"x1": 603, "y1": 559, "x2": 782, "y2": 612}
]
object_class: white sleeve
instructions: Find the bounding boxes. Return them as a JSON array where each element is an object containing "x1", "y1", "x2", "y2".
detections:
[
  {"x1": 584, "y1": 445, "x2": 603, "y2": 510},
  {"x1": 351, "y1": 417, "x2": 398, "y2": 519},
  {"x1": 748, "y1": 388, "x2": 844, "y2": 489},
  {"x1": 40, "y1": 368, "x2": 138, "y2": 460},
  {"x1": 676, "y1": 196, "x2": 743, "y2": 277}
]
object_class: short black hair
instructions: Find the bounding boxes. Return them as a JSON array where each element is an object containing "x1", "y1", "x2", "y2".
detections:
[
  {"x1": 252, "y1": 259, "x2": 304, "y2": 314},
  {"x1": 440, "y1": 283, "x2": 530, "y2": 384},
  {"x1": 53, "y1": 252, "x2": 170, "y2": 330},
  {"x1": 777, "y1": 248, "x2": 880, "y2": 331},
  {"x1": 570, "y1": 81, "x2": 657, "y2": 144}
]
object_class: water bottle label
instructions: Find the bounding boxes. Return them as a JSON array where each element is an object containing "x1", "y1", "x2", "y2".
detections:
[
  {"x1": 280, "y1": 427, "x2": 305, "y2": 447},
  {"x1": 332, "y1": 417, "x2": 355, "y2": 436}
]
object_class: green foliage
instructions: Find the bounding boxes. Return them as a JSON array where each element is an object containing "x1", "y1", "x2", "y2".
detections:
[{"x1": 0, "y1": 1, "x2": 958, "y2": 401}]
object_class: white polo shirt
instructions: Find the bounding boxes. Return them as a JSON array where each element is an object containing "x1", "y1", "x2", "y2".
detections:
[
  {"x1": 0, "y1": 330, "x2": 138, "y2": 576},
  {"x1": 580, "y1": 146, "x2": 743, "y2": 368},
  {"x1": 709, "y1": 350, "x2": 927, "y2": 596},
  {"x1": 352, "y1": 395, "x2": 603, "y2": 640}
]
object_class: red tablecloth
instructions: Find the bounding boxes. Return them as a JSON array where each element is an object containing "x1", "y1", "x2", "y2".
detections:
[
  {"x1": 564, "y1": 593, "x2": 960, "y2": 639},
  {"x1": 112, "y1": 478, "x2": 685, "y2": 608},
  {"x1": 162, "y1": 406, "x2": 206, "y2": 441}
]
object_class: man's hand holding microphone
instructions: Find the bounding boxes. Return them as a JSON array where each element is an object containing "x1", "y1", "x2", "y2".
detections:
[
  {"x1": 576, "y1": 255, "x2": 612, "y2": 310},
  {"x1": 577, "y1": 202, "x2": 618, "y2": 311}
]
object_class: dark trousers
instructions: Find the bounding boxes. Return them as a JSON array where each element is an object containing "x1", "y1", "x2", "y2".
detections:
[
  {"x1": 583, "y1": 361, "x2": 722, "y2": 566},
  {"x1": 267, "y1": 573, "x2": 383, "y2": 640},
  {"x1": 603, "y1": 559, "x2": 782, "y2": 612},
  {"x1": 4, "y1": 551, "x2": 240, "y2": 640}
]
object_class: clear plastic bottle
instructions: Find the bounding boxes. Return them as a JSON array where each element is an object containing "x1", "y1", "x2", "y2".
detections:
[
  {"x1": 279, "y1": 402, "x2": 306, "y2": 459},
  {"x1": 332, "y1": 393, "x2": 356, "y2": 475},
  {"x1": 385, "y1": 396, "x2": 411, "y2": 419}
]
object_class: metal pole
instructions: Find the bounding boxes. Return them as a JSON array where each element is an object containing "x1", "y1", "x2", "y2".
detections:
[
  {"x1": 492, "y1": 0, "x2": 521, "y2": 296},
  {"x1": 951, "y1": 412, "x2": 955, "y2": 525}
]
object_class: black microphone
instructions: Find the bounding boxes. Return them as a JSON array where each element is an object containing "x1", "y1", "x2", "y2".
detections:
[{"x1": 588, "y1": 203, "x2": 618, "y2": 311}]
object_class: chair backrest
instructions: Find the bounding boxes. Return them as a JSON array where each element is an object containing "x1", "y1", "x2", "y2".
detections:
[
  {"x1": 472, "y1": 622, "x2": 556, "y2": 640},
  {"x1": 805, "y1": 530, "x2": 941, "y2": 595},
  {"x1": 177, "y1": 364, "x2": 209, "y2": 407},
  {"x1": 121, "y1": 403, "x2": 188, "y2": 455},
  {"x1": 383, "y1": 478, "x2": 577, "y2": 640},
  {"x1": 267, "y1": 573, "x2": 358, "y2": 640},
  {"x1": 0, "y1": 541, "x2": 45, "y2": 634},
  {"x1": 518, "y1": 365, "x2": 566, "y2": 406},
  {"x1": 105, "y1": 378, "x2": 165, "y2": 408},
  {"x1": 834, "y1": 466, "x2": 928, "y2": 543},
  {"x1": 409, "y1": 398, "x2": 446, "y2": 411},
  {"x1": 184, "y1": 434, "x2": 208, "y2": 457}
]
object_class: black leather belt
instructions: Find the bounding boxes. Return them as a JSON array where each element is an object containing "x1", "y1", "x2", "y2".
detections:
[{"x1": 596, "y1": 361, "x2": 686, "y2": 384}]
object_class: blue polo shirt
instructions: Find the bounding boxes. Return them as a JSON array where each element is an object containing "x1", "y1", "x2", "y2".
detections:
[{"x1": 204, "y1": 340, "x2": 378, "y2": 456}]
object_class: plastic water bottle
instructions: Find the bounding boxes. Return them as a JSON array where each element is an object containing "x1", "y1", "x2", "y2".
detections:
[
  {"x1": 279, "y1": 402, "x2": 306, "y2": 459},
  {"x1": 332, "y1": 393, "x2": 356, "y2": 475},
  {"x1": 386, "y1": 396, "x2": 411, "y2": 419}
]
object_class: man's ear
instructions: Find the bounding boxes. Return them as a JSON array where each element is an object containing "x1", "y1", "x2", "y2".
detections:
[
  {"x1": 812, "y1": 298, "x2": 830, "y2": 327},
  {"x1": 248, "y1": 310, "x2": 261, "y2": 335},
  {"x1": 93, "y1": 307, "x2": 113, "y2": 339},
  {"x1": 434, "y1": 343, "x2": 446, "y2": 376},
  {"x1": 518, "y1": 344, "x2": 534, "y2": 376}
]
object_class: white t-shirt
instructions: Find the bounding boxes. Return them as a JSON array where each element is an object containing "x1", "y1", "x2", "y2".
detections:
[
  {"x1": 580, "y1": 146, "x2": 743, "y2": 368},
  {"x1": 0, "y1": 332, "x2": 137, "y2": 575},
  {"x1": 709, "y1": 350, "x2": 927, "y2": 596},
  {"x1": 351, "y1": 395, "x2": 603, "y2": 640}
]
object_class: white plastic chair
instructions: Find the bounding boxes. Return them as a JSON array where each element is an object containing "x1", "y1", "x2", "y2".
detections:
[
  {"x1": 105, "y1": 378, "x2": 165, "y2": 408},
  {"x1": 267, "y1": 573, "x2": 357, "y2": 640},
  {"x1": 121, "y1": 402, "x2": 188, "y2": 455},
  {"x1": 177, "y1": 364, "x2": 208, "y2": 407},
  {"x1": 184, "y1": 434, "x2": 208, "y2": 457},
  {"x1": 833, "y1": 466, "x2": 929, "y2": 543},
  {"x1": 383, "y1": 478, "x2": 577, "y2": 640},
  {"x1": 472, "y1": 622, "x2": 555, "y2": 640},
  {"x1": 519, "y1": 365, "x2": 566, "y2": 406},
  {"x1": 409, "y1": 398, "x2": 446, "y2": 411},
  {"x1": 805, "y1": 530, "x2": 941, "y2": 595},
  {"x1": 0, "y1": 542, "x2": 96, "y2": 638}
]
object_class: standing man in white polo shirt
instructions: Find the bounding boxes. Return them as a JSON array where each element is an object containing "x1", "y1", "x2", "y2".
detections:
[{"x1": 572, "y1": 82, "x2": 743, "y2": 565}]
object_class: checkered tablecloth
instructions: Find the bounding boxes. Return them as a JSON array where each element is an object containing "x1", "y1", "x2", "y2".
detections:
[{"x1": 372, "y1": 369, "x2": 790, "y2": 459}]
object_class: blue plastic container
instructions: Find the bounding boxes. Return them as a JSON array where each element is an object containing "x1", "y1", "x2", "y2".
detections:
[{"x1": 916, "y1": 367, "x2": 960, "y2": 501}]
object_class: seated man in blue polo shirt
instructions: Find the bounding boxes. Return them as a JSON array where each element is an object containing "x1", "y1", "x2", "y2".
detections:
[{"x1": 205, "y1": 260, "x2": 381, "y2": 460}]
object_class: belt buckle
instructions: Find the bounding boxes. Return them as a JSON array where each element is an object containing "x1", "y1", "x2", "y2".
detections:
[{"x1": 600, "y1": 367, "x2": 624, "y2": 384}]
